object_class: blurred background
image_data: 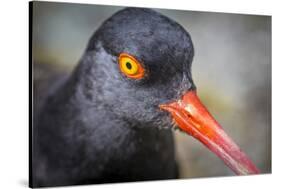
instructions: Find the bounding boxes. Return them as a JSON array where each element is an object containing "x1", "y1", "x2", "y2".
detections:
[{"x1": 32, "y1": 2, "x2": 271, "y2": 178}]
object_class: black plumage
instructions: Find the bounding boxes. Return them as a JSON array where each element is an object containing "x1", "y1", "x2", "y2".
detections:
[{"x1": 32, "y1": 8, "x2": 195, "y2": 187}]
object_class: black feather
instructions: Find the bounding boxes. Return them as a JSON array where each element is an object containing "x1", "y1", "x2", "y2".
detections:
[{"x1": 32, "y1": 7, "x2": 195, "y2": 187}]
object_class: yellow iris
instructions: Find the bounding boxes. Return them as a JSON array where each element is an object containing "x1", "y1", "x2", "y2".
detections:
[
  {"x1": 120, "y1": 57, "x2": 138, "y2": 75},
  {"x1": 118, "y1": 53, "x2": 145, "y2": 79}
]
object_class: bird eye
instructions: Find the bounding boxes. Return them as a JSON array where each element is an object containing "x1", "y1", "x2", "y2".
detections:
[{"x1": 118, "y1": 53, "x2": 145, "y2": 79}]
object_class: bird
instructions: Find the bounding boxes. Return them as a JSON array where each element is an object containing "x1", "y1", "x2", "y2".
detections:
[{"x1": 31, "y1": 7, "x2": 260, "y2": 187}]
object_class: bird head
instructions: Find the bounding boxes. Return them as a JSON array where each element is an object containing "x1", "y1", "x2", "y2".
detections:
[{"x1": 82, "y1": 8, "x2": 259, "y2": 175}]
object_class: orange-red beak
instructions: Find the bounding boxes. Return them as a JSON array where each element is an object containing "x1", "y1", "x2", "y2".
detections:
[{"x1": 160, "y1": 90, "x2": 260, "y2": 175}]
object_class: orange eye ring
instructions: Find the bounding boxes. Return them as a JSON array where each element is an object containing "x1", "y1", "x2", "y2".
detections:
[{"x1": 118, "y1": 53, "x2": 145, "y2": 79}]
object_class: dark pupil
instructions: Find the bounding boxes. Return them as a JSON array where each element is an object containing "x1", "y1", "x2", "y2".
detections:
[{"x1": 126, "y1": 62, "x2": 132, "y2": 70}]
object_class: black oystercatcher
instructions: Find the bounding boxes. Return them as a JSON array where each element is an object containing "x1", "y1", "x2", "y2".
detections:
[{"x1": 31, "y1": 7, "x2": 259, "y2": 187}]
